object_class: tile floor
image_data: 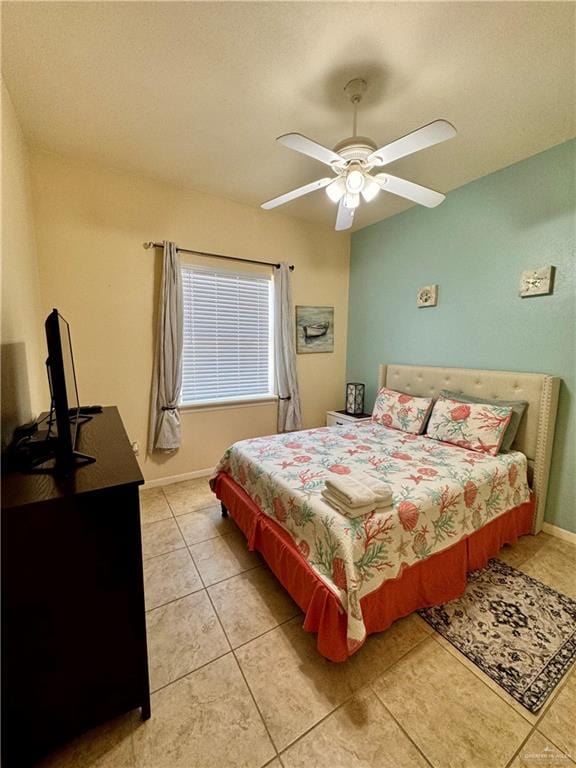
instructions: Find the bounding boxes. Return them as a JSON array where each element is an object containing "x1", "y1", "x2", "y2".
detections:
[{"x1": 38, "y1": 478, "x2": 576, "y2": 768}]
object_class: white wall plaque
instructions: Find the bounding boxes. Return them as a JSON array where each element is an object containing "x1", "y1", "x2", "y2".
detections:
[
  {"x1": 417, "y1": 284, "x2": 438, "y2": 308},
  {"x1": 520, "y1": 266, "x2": 555, "y2": 298}
]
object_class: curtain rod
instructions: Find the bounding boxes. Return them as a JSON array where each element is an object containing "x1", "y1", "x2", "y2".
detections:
[{"x1": 143, "y1": 241, "x2": 294, "y2": 271}]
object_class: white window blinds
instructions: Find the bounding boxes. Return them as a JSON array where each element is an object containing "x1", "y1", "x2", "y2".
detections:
[{"x1": 180, "y1": 264, "x2": 274, "y2": 405}]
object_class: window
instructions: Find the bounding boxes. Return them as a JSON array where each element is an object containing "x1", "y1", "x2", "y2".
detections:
[{"x1": 180, "y1": 264, "x2": 274, "y2": 406}]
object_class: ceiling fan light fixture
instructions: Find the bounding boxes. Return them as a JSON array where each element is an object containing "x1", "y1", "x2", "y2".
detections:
[
  {"x1": 261, "y1": 81, "x2": 457, "y2": 230},
  {"x1": 343, "y1": 191, "x2": 360, "y2": 209},
  {"x1": 326, "y1": 177, "x2": 346, "y2": 203},
  {"x1": 345, "y1": 166, "x2": 365, "y2": 193},
  {"x1": 361, "y1": 176, "x2": 380, "y2": 202}
]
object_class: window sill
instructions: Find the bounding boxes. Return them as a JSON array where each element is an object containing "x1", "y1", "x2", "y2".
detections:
[{"x1": 180, "y1": 395, "x2": 278, "y2": 414}]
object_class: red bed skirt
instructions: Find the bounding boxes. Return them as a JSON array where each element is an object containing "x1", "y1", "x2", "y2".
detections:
[{"x1": 214, "y1": 472, "x2": 535, "y2": 662}]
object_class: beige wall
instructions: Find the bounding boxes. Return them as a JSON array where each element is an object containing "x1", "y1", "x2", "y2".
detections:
[
  {"x1": 0, "y1": 81, "x2": 47, "y2": 447},
  {"x1": 30, "y1": 150, "x2": 350, "y2": 481}
]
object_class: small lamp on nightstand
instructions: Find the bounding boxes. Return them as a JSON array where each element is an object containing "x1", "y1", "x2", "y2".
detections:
[{"x1": 346, "y1": 383, "x2": 365, "y2": 416}]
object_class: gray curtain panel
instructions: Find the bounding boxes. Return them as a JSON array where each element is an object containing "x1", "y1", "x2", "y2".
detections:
[
  {"x1": 274, "y1": 262, "x2": 302, "y2": 432},
  {"x1": 148, "y1": 241, "x2": 183, "y2": 452}
]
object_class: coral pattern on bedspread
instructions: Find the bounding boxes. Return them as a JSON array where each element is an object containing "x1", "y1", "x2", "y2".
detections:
[{"x1": 211, "y1": 423, "x2": 530, "y2": 652}]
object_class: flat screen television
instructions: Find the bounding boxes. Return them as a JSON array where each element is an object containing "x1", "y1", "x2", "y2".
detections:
[{"x1": 42, "y1": 309, "x2": 94, "y2": 470}]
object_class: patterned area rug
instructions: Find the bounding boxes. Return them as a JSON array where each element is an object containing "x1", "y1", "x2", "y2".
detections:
[{"x1": 418, "y1": 559, "x2": 576, "y2": 712}]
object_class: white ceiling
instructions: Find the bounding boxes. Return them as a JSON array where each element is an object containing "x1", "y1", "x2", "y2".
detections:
[{"x1": 2, "y1": 2, "x2": 575, "y2": 231}]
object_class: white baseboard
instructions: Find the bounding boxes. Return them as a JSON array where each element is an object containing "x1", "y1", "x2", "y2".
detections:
[
  {"x1": 542, "y1": 522, "x2": 576, "y2": 545},
  {"x1": 143, "y1": 467, "x2": 214, "y2": 489}
]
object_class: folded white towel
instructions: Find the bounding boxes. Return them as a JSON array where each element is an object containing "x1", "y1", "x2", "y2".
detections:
[
  {"x1": 321, "y1": 488, "x2": 393, "y2": 519},
  {"x1": 359, "y1": 473, "x2": 393, "y2": 503},
  {"x1": 326, "y1": 486, "x2": 384, "y2": 509},
  {"x1": 329, "y1": 486, "x2": 394, "y2": 511},
  {"x1": 324, "y1": 475, "x2": 376, "y2": 508},
  {"x1": 321, "y1": 489, "x2": 375, "y2": 518},
  {"x1": 324, "y1": 473, "x2": 393, "y2": 508}
]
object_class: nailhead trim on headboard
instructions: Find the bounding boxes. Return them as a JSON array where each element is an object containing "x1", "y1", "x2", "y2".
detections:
[{"x1": 532, "y1": 375, "x2": 560, "y2": 532}]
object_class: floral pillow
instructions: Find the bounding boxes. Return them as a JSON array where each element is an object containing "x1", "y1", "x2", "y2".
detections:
[
  {"x1": 372, "y1": 388, "x2": 434, "y2": 434},
  {"x1": 425, "y1": 395, "x2": 512, "y2": 455}
]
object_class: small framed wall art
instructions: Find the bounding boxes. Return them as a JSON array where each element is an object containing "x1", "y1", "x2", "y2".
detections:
[
  {"x1": 417, "y1": 284, "x2": 438, "y2": 308},
  {"x1": 296, "y1": 305, "x2": 334, "y2": 354},
  {"x1": 519, "y1": 266, "x2": 555, "y2": 298}
]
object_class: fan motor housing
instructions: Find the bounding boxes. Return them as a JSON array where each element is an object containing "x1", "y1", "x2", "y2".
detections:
[{"x1": 333, "y1": 136, "x2": 377, "y2": 163}]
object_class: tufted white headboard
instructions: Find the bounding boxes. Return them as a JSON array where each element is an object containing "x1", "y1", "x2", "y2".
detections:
[{"x1": 378, "y1": 364, "x2": 560, "y2": 534}]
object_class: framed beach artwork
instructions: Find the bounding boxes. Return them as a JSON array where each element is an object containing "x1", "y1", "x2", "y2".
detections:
[{"x1": 295, "y1": 306, "x2": 334, "y2": 354}]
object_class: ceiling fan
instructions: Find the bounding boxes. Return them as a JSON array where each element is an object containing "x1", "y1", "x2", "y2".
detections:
[{"x1": 261, "y1": 78, "x2": 457, "y2": 231}]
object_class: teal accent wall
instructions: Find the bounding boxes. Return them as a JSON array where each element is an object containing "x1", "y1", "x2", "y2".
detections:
[{"x1": 347, "y1": 140, "x2": 575, "y2": 533}]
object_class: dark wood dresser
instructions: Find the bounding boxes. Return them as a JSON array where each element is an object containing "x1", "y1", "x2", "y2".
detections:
[{"x1": 1, "y1": 407, "x2": 150, "y2": 767}]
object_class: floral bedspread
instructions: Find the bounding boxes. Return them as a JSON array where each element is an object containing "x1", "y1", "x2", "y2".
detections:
[{"x1": 212, "y1": 422, "x2": 530, "y2": 652}]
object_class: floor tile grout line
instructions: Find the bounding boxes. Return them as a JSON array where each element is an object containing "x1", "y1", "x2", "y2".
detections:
[
  {"x1": 145, "y1": 584, "x2": 205, "y2": 614},
  {"x1": 140, "y1": 513, "x2": 173, "y2": 526},
  {"x1": 160, "y1": 485, "x2": 221, "y2": 518},
  {"x1": 157, "y1": 497, "x2": 296, "y2": 596},
  {"x1": 149, "y1": 647, "x2": 234, "y2": 696},
  {"x1": 146, "y1": 578, "x2": 300, "y2": 650},
  {"x1": 142, "y1": 545, "x2": 197, "y2": 565},
  {"x1": 537, "y1": 732, "x2": 576, "y2": 767},
  {"x1": 178, "y1": 529, "x2": 229, "y2": 547},
  {"x1": 169, "y1": 508, "x2": 280, "y2": 761},
  {"x1": 202, "y1": 561, "x2": 264, "y2": 588},
  {"x1": 147, "y1": 504, "x2": 301, "y2": 643},
  {"x1": 504, "y1": 722, "x2": 545, "y2": 768},
  {"x1": 172, "y1": 503, "x2": 223, "y2": 518},
  {"x1": 504, "y1": 723, "x2": 576, "y2": 768},
  {"x1": 151, "y1": 507, "x2": 274, "y2": 614},
  {"x1": 262, "y1": 757, "x2": 283, "y2": 768},
  {"x1": 363, "y1": 637, "x2": 442, "y2": 768},
  {"x1": 142, "y1": 517, "x2": 264, "y2": 568},
  {"x1": 202, "y1": 578, "x2": 282, "y2": 762},
  {"x1": 160, "y1": 486, "x2": 177, "y2": 519},
  {"x1": 158, "y1": 488, "x2": 209, "y2": 521},
  {"x1": 164, "y1": 513, "x2": 229, "y2": 692},
  {"x1": 368, "y1": 687, "x2": 436, "y2": 768},
  {"x1": 229, "y1": 611, "x2": 303, "y2": 653},
  {"x1": 163, "y1": 510, "x2": 260, "y2": 587},
  {"x1": 172, "y1": 516, "x2": 209, "y2": 591},
  {"x1": 142, "y1": 543, "x2": 188, "y2": 562},
  {"x1": 226, "y1": 642, "x2": 282, "y2": 762},
  {"x1": 275, "y1": 631, "x2": 433, "y2": 758}
]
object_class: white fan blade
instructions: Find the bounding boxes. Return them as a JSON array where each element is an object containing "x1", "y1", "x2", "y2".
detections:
[
  {"x1": 261, "y1": 177, "x2": 333, "y2": 210},
  {"x1": 335, "y1": 198, "x2": 355, "y2": 231},
  {"x1": 277, "y1": 133, "x2": 345, "y2": 168},
  {"x1": 375, "y1": 173, "x2": 446, "y2": 207},
  {"x1": 368, "y1": 120, "x2": 456, "y2": 167}
]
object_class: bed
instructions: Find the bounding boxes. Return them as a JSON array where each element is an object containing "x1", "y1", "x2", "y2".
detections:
[{"x1": 211, "y1": 364, "x2": 560, "y2": 661}]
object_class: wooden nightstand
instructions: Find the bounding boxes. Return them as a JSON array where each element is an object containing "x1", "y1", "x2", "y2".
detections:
[{"x1": 326, "y1": 410, "x2": 372, "y2": 427}]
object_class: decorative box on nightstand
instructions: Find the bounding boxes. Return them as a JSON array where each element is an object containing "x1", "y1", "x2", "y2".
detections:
[{"x1": 326, "y1": 410, "x2": 372, "y2": 427}]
